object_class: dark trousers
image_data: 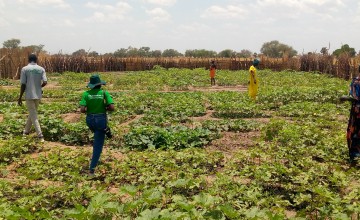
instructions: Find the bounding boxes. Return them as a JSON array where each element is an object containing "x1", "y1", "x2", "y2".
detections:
[{"x1": 86, "y1": 113, "x2": 107, "y2": 172}]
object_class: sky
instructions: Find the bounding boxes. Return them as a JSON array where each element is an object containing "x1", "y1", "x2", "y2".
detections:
[{"x1": 0, "y1": 0, "x2": 359, "y2": 55}]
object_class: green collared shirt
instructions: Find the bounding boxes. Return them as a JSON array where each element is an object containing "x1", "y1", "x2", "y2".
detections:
[{"x1": 79, "y1": 89, "x2": 114, "y2": 114}]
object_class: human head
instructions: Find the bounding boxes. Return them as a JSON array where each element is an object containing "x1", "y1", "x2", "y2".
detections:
[
  {"x1": 28, "y1": 54, "x2": 37, "y2": 63},
  {"x1": 253, "y1": 59, "x2": 260, "y2": 67},
  {"x1": 211, "y1": 60, "x2": 215, "y2": 64},
  {"x1": 87, "y1": 74, "x2": 106, "y2": 89}
]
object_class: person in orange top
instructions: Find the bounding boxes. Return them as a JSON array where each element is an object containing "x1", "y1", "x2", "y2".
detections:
[
  {"x1": 209, "y1": 60, "x2": 217, "y2": 86},
  {"x1": 248, "y1": 59, "x2": 260, "y2": 100}
]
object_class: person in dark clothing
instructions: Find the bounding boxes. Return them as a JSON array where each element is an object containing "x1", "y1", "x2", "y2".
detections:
[{"x1": 346, "y1": 65, "x2": 360, "y2": 161}]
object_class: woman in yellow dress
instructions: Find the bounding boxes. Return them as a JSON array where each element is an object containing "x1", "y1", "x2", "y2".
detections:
[{"x1": 248, "y1": 59, "x2": 260, "y2": 100}]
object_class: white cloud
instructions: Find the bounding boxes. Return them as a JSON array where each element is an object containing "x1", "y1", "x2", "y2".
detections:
[
  {"x1": 255, "y1": 0, "x2": 346, "y2": 21},
  {"x1": 355, "y1": 2, "x2": 360, "y2": 23},
  {"x1": 16, "y1": 17, "x2": 32, "y2": 24},
  {"x1": 201, "y1": 5, "x2": 247, "y2": 19},
  {"x1": 146, "y1": 7, "x2": 171, "y2": 22},
  {"x1": 0, "y1": 17, "x2": 9, "y2": 27},
  {"x1": 63, "y1": 19, "x2": 75, "y2": 27},
  {"x1": 174, "y1": 23, "x2": 211, "y2": 35},
  {"x1": 85, "y1": 1, "x2": 132, "y2": 22},
  {"x1": 17, "y1": 0, "x2": 71, "y2": 9},
  {"x1": 257, "y1": 0, "x2": 344, "y2": 12},
  {"x1": 145, "y1": 0, "x2": 176, "y2": 6}
]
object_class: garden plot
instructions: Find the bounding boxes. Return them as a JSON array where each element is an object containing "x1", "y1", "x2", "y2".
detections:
[{"x1": 0, "y1": 69, "x2": 357, "y2": 219}]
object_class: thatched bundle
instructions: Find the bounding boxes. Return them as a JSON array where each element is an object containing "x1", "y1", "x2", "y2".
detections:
[{"x1": 0, "y1": 48, "x2": 359, "y2": 80}]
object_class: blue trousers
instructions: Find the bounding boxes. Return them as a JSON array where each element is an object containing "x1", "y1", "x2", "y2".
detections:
[{"x1": 86, "y1": 113, "x2": 107, "y2": 173}]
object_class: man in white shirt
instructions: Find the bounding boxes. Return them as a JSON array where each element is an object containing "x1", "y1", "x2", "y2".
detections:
[{"x1": 18, "y1": 54, "x2": 47, "y2": 142}]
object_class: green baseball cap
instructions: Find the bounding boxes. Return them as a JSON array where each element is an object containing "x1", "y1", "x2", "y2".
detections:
[{"x1": 87, "y1": 74, "x2": 106, "y2": 89}]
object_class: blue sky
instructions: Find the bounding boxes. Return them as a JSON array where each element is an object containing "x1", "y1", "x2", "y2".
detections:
[{"x1": 0, "y1": 0, "x2": 359, "y2": 55}]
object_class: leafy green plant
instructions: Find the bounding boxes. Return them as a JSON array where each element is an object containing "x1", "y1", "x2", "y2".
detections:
[
  {"x1": 0, "y1": 137, "x2": 39, "y2": 164},
  {"x1": 123, "y1": 125, "x2": 216, "y2": 150}
]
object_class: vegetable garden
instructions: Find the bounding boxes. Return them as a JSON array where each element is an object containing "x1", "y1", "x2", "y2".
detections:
[{"x1": 0, "y1": 66, "x2": 359, "y2": 219}]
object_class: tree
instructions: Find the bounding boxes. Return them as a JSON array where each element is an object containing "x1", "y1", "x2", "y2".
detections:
[
  {"x1": 26, "y1": 44, "x2": 45, "y2": 54},
  {"x1": 320, "y1": 47, "x2": 328, "y2": 55},
  {"x1": 162, "y1": 49, "x2": 183, "y2": 57},
  {"x1": 260, "y1": 40, "x2": 297, "y2": 58},
  {"x1": 88, "y1": 51, "x2": 99, "y2": 57},
  {"x1": 114, "y1": 48, "x2": 128, "y2": 57},
  {"x1": 127, "y1": 46, "x2": 139, "y2": 57},
  {"x1": 3, "y1": 38, "x2": 21, "y2": 49},
  {"x1": 332, "y1": 44, "x2": 356, "y2": 57},
  {"x1": 185, "y1": 49, "x2": 217, "y2": 58},
  {"x1": 237, "y1": 49, "x2": 252, "y2": 58},
  {"x1": 218, "y1": 49, "x2": 236, "y2": 58},
  {"x1": 138, "y1": 47, "x2": 151, "y2": 57},
  {"x1": 72, "y1": 49, "x2": 87, "y2": 56},
  {"x1": 150, "y1": 50, "x2": 162, "y2": 57}
]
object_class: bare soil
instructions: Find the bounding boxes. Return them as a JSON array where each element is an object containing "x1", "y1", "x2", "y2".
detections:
[
  {"x1": 112, "y1": 85, "x2": 248, "y2": 93},
  {"x1": 189, "y1": 85, "x2": 248, "y2": 92},
  {"x1": 191, "y1": 110, "x2": 218, "y2": 122},
  {"x1": 44, "y1": 82, "x2": 61, "y2": 89},
  {"x1": 207, "y1": 131, "x2": 261, "y2": 156},
  {"x1": 61, "y1": 113, "x2": 81, "y2": 123},
  {"x1": 118, "y1": 114, "x2": 144, "y2": 127}
]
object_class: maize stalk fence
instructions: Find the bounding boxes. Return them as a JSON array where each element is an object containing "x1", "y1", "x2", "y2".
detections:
[{"x1": 1, "y1": 48, "x2": 359, "y2": 80}]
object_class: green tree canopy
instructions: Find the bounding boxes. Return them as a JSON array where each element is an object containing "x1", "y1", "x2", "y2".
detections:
[
  {"x1": 185, "y1": 49, "x2": 217, "y2": 58},
  {"x1": 162, "y1": 49, "x2": 183, "y2": 57},
  {"x1": 88, "y1": 51, "x2": 99, "y2": 57},
  {"x1": 25, "y1": 44, "x2": 45, "y2": 54},
  {"x1": 150, "y1": 50, "x2": 162, "y2": 57},
  {"x1": 218, "y1": 49, "x2": 236, "y2": 58},
  {"x1": 138, "y1": 47, "x2": 151, "y2": 57},
  {"x1": 114, "y1": 48, "x2": 128, "y2": 57},
  {"x1": 320, "y1": 47, "x2": 329, "y2": 55},
  {"x1": 332, "y1": 44, "x2": 356, "y2": 57},
  {"x1": 3, "y1": 38, "x2": 21, "y2": 49},
  {"x1": 260, "y1": 40, "x2": 297, "y2": 58},
  {"x1": 72, "y1": 49, "x2": 87, "y2": 56},
  {"x1": 237, "y1": 49, "x2": 252, "y2": 58},
  {"x1": 126, "y1": 47, "x2": 139, "y2": 57}
]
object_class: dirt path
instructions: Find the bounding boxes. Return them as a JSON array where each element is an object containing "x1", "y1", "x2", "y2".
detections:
[
  {"x1": 44, "y1": 82, "x2": 61, "y2": 89},
  {"x1": 61, "y1": 113, "x2": 81, "y2": 123},
  {"x1": 191, "y1": 110, "x2": 217, "y2": 121},
  {"x1": 189, "y1": 85, "x2": 247, "y2": 92},
  {"x1": 111, "y1": 85, "x2": 248, "y2": 93},
  {"x1": 208, "y1": 131, "x2": 260, "y2": 152},
  {"x1": 118, "y1": 114, "x2": 144, "y2": 127}
]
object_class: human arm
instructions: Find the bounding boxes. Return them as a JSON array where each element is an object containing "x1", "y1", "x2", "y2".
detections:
[
  {"x1": 106, "y1": 104, "x2": 115, "y2": 111},
  {"x1": 104, "y1": 91, "x2": 115, "y2": 112},
  {"x1": 250, "y1": 70, "x2": 256, "y2": 84},
  {"x1": 80, "y1": 106, "x2": 87, "y2": 113},
  {"x1": 353, "y1": 81, "x2": 360, "y2": 100},
  {"x1": 79, "y1": 92, "x2": 87, "y2": 113},
  {"x1": 18, "y1": 84, "x2": 26, "y2": 106},
  {"x1": 41, "y1": 69, "x2": 47, "y2": 87}
]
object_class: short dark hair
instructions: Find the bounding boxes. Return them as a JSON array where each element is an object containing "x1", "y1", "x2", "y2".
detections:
[{"x1": 28, "y1": 54, "x2": 37, "y2": 63}]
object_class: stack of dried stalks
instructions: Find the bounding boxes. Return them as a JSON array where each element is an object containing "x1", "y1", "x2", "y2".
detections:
[{"x1": 0, "y1": 48, "x2": 359, "y2": 80}]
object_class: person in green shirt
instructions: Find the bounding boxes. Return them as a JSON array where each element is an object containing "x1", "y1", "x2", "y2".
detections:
[{"x1": 79, "y1": 74, "x2": 115, "y2": 177}]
